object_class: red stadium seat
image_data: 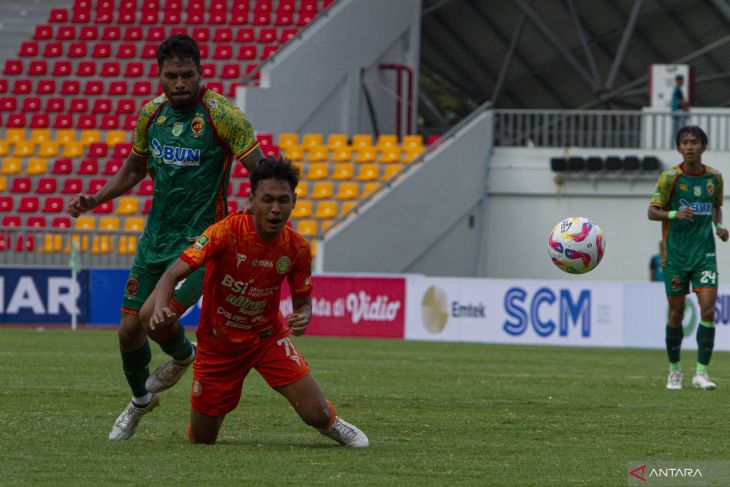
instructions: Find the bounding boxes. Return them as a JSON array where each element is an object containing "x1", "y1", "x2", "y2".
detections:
[
  {"x1": 61, "y1": 178, "x2": 83, "y2": 194},
  {"x1": 67, "y1": 42, "x2": 87, "y2": 58},
  {"x1": 234, "y1": 27, "x2": 254, "y2": 42},
  {"x1": 142, "y1": 198, "x2": 153, "y2": 215},
  {"x1": 123, "y1": 26, "x2": 143, "y2": 41},
  {"x1": 257, "y1": 28, "x2": 277, "y2": 43},
  {"x1": 0, "y1": 80, "x2": 8, "y2": 94},
  {"x1": 211, "y1": 27, "x2": 231, "y2": 42},
  {"x1": 163, "y1": 10, "x2": 181, "y2": 24},
  {"x1": 132, "y1": 81, "x2": 152, "y2": 96},
  {"x1": 76, "y1": 115, "x2": 97, "y2": 130},
  {"x1": 12, "y1": 79, "x2": 32, "y2": 95},
  {"x1": 137, "y1": 178, "x2": 154, "y2": 195},
  {"x1": 191, "y1": 27, "x2": 210, "y2": 42},
  {"x1": 213, "y1": 44, "x2": 233, "y2": 60},
  {"x1": 52, "y1": 216, "x2": 72, "y2": 228},
  {"x1": 252, "y1": 9, "x2": 272, "y2": 25},
  {"x1": 3, "y1": 60, "x2": 23, "y2": 75},
  {"x1": 42, "y1": 43, "x2": 63, "y2": 59},
  {"x1": 0, "y1": 97, "x2": 17, "y2": 111},
  {"x1": 88, "y1": 179, "x2": 106, "y2": 194},
  {"x1": 19, "y1": 42, "x2": 39, "y2": 57},
  {"x1": 113, "y1": 143, "x2": 133, "y2": 158},
  {"x1": 227, "y1": 82, "x2": 243, "y2": 97},
  {"x1": 53, "y1": 114, "x2": 73, "y2": 129},
  {"x1": 30, "y1": 114, "x2": 50, "y2": 129},
  {"x1": 108, "y1": 81, "x2": 128, "y2": 96},
  {"x1": 140, "y1": 43, "x2": 157, "y2": 59},
  {"x1": 37, "y1": 79, "x2": 56, "y2": 95},
  {"x1": 52, "y1": 159, "x2": 73, "y2": 175},
  {"x1": 95, "y1": 10, "x2": 113, "y2": 23},
  {"x1": 92, "y1": 43, "x2": 112, "y2": 59},
  {"x1": 124, "y1": 62, "x2": 144, "y2": 78},
  {"x1": 221, "y1": 64, "x2": 240, "y2": 79},
  {"x1": 79, "y1": 26, "x2": 99, "y2": 41},
  {"x1": 197, "y1": 44, "x2": 209, "y2": 60},
  {"x1": 101, "y1": 62, "x2": 121, "y2": 77},
  {"x1": 202, "y1": 64, "x2": 217, "y2": 78},
  {"x1": 146, "y1": 26, "x2": 166, "y2": 41},
  {"x1": 34, "y1": 25, "x2": 53, "y2": 40},
  {"x1": 118, "y1": 10, "x2": 136, "y2": 24},
  {"x1": 43, "y1": 197, "x2": 64, "y2": 214},
  {"x1": 10, "y1": 177, "x2": 32, "y2": 193},
  {"x1": 236, "y1": 45, "x2": 257, "y2": 60},
  {"x1": 60, "y1": 80, "x2": 80, "y2": 95},
  {"x1": 76, "y1": 61, "x2": 96, "y2": 77},
  {"x1": 28, "y1": 60, "x2": 48, "y2": 76},
  {"x1": 46, "y1": 98, "x2": 65, "y2": 112},
  {"x1": 6, "y1": 113, "x2": 26, "y2": 128},
  {"x1": 261, "y1": 45, "x2": 279, "y2": 60},
  {"x1": 69, "y1": 98, "x2": 88, "y2": 113},
  {"x1": 84, "y1": 80, "x2": 104, "y2": 96},
  {"x1": 2, "y1": 216, "x2": 21, "y2": 227},
  {"x1": 52, "y1": 61, "x2": 72, "y2": 77},
  {"x1": 18, "y1": 196, "x2": 40, "y2": 212},
  {"x1": 98, "y1": 26, "x2": 120, "y2": 41},
  {"x1": 0, "y1": 196, "x2": 13, "y2": 212},
  {"x1": 186, "y1": 10, "x2": 205, "y2": 25},
  {"x1": 88, "y1": 142, "x2": 109, "y2": 158},
  {"x1": 281, "y1": 28, "x2": 299, "y2": 43},
  {"x1": 206, "y1": 82, "x2": 223, "y2": 94},
  {"x1": 49, "y1": 9, "x2": 68, "y2": 23},
  {"x1": 115, "y1": 43, "x2": 136, "y2": 59},
  {"x1": 22, "y1": 97, "x2": 42, "y2": 112},
  {"x1": 123, "y1": 115, "x2": 137, "y2": 130},
  {"x1": 36, "y1": 178, "x2": 57, "y2": 194},
  {"x1": 57, "y1": 26, "x2": 76, "y2": 41},
  {"x1": 27, "y1": 216, "x2": 47, "y2": 228},
  {"x1": 78, "y1": 159, "x2": 99, "y2": 175},
  {"x1": 103, "y1": 159, "x2": 124, "y2": 175},
  {"x1": 100, "y1": 114, "x2": 120, "y2": 130},
  {"x1": 71, "y1": 8, "x2": 91, "y2": 23},
  {"x1": 116, "y1": 98, "x2": 136, "y2": 114}
]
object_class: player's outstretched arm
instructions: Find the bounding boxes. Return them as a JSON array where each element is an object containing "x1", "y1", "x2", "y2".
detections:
[
  {"x1": 66, "y1": 152, "x2": 149, "y2": 217},
  {"x1": 239, "y1": 145, "x2": 266, "y2": 173},
  {"x1": 151, "y1": 258, "x2": 195, "y2": 330},
  {"x1": 288, "y1": 295, "x2": 312, "y2": 336}
]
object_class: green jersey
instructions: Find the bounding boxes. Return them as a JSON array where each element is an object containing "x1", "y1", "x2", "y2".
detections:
[
  {"x1": 649, "y1": 163, "x2": 724, "y2": 270},
  {"x1": 132, "y1": 87, "x2": 259, "y2": 264}
]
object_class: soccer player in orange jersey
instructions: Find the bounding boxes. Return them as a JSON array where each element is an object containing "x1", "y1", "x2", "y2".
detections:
[{"x1": 150, "y1": 156, "x2": 368, "y2": 447}]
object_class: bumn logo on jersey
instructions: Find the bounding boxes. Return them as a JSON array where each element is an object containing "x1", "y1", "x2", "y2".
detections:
[
  {"x1": 151, "y1": 138, "x2": 201, "y2": 166},
  {"x1": 679, "y1": 197, "x2": 712, "y2": 215}
]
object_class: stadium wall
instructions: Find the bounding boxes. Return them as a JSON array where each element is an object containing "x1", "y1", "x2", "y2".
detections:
[{"x1": 237, "y1": 0, "x2": 421, "y2": 136}]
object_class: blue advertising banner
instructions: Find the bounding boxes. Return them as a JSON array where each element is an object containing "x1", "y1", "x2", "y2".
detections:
[{"x1": 0, "y1": 268, "x2": 89, "y2": 324}]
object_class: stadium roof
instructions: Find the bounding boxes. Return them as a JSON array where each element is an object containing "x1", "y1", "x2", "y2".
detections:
[{"x1": 420, "y1": 0, "x2": 730, "y2": 125}]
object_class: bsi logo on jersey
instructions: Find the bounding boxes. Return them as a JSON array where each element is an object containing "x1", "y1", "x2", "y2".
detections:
[{"x1": 678, "y1": 198, "x2": 712, "y2": 215}]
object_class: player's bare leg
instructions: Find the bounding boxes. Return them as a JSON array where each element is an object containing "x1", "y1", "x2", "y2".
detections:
[
  {"x1": 693, "y1": 290, "x2": 717, "y2": 389},
  {"x1": 276, "y1": 373, "x2": 368, "y2": 447},
  {"x1": 189, "y1": 408, "x2": 225, "y2": 444}
]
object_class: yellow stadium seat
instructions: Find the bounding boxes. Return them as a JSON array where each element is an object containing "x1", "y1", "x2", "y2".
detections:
[
  {"x1": 37, "y1": 142, "x2": 60, "y2": 158},
  {"x1": 120, "y1": 217, "x2": 145, "y2": 254},
  {"x1": 354, "y1": 147, "x2": 377, "y2": 164},
  {"x1": 62, "y1": 142, "x2": 84, "y2": 158},
  {"x1": 330, "y1": 147, "x2": 353, "y2": 163},
  {"x1": 327, "y1": 134, "x2": 349, "y2": 150},
  {"x1": 290, "y1": 200, "x2": 313, "y2": 219},
  {"x1": 402, "y1": 146, "x2": 425, "y2": 163},
  {"x1": 66, "y1": 215, "x2": 96, "y2": 252},
  {"x1": 361, "y1": 182, "x2": 381, "y2": 199},
  {"x1": 310, "y1": 182, "x2": 334, "y2": 199},
  {"x1": 124, "y1": 217, "x2": 145, "y2": 231},
  {"x1": 13, "y1": 141, "x2": 35, "y2": 157},
  {"x1": 382, "y1": 164, "x2": 405, "y2": 181},
  {"x1": 0, "y1": 175, "x2": 6, "y2": 192},
  {"x1": 296, "y1": 219, "x2": 318, "y2": 237},
  {"x1": 355, "y1": 164, "x2": 380, "y2": 181},
  {"x1": 335, "y1": 182, "x2": 359, "y2": 200},
  {"x1": 306, "y1": 146, "x2": 329, "y2": 162},
  {"x1": 320, "y1": 220, "x2": 334, "y2": 232},
  {"x1": 105, "y1": 130, "x2": 127, "y2": 146},
  {"x1": 331, "y1": 163, "x2": 354, "y2": 180},
  {"x1": 5, "y1": 129, "x2": 27, "y2": 144},
  {"x1": 376, "y1": 134, "x2": 399, "y2": 150},
  {"x1": 294, "y1": 181, "x2": 308, "y2": 199},
  {"x1": 98, "y1": 216, "x2": 120, "y2": 230},
  {"x1": 94, "y1": 216, "x2": 120, "y2": 254},
  {"x1": 283, "y1": 145, "x2": 304, "y2": 161},
  {"x1": 314, "y1": 200, "x2": 337, "y2": 219},
  {"x1": 55, "y1": 129, "x2": 76, "y2": 145},
  {"x1": 402, "y1": 135, "x2": 424, "y2": 152},
  {"x1": 79, "y1": 129, "x2": 101, "y2": 145},
  {"x1": 1, "y1": 157, "x2": 23, "y2": 174},
  {"x1": 26, "y1": 158, "x2": 48, "y2": 175},
  {"x1": 30, "y1": 129, "x2": 52, "y2": 145},
  {"x1": 278, "y1": 132, "x2": 299, "y2": 150},
  {"x1": 117, "y1": 197, "x2": 139, "y2": 215},
  {"x1": 301, "y1": 133, "x2": 323, "y2": 149},
  {"x1": 305, "y1": 162, "x2": 329, "y2": 180},
  {"x1": 75, "y1": 216, "x2": 96, "y2": 230},
  {"x1": 340, "y1": 201, "x2": 358, "y2": 216},
  {"x1": 309, "y1": 239, "x2": 317, "y2": 257},
  {"x1": 378, "y1": 148, "x2": 402, "y2": 164},
  {"x1": 41, "y1": 234, "x2": 64, "y2": 253},
  {"x1": 0, "y1": 141, "x2": 9, "y2": 157},
  {"x1": 351, "y1": 134, "x2": 373, "y2": 151}
]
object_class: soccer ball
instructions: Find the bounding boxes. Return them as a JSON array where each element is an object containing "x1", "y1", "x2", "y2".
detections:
[{"x1": 548, "y1": 217, "x2": 605, "y2": 274}]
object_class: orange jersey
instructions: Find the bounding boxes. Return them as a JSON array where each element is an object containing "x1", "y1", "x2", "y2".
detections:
[{"x1": 181, "y1": 212, "x2": 312, "y2": 351}]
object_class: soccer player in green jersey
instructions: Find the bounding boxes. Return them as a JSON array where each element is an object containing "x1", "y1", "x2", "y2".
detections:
[
  {"x1": 648, "y1": 126, "x2": 729, "y2": 390},
  {"x1": 66, "y1": 35, "x2": 265, "y2": 439}
]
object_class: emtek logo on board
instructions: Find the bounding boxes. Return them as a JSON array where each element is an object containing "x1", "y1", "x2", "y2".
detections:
[
  {"x1": 502, "y1": 287, "x2": 591, "y2": 337},
  {"x1": 420, "y1": 285, "x2": 486, "y2": 334},
  {"x1": 151, "y1": 138, "x2": 201, "y2": 166}
]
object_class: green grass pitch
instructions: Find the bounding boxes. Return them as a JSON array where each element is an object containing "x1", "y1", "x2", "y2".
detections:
[{"x1": 1, "y1": 327, "x2": 729, "y2": 486}]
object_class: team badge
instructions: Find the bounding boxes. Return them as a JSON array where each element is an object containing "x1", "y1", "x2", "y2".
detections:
[
  {"x1": 192, "y1": 380, "x2": 202, "y2": 397},
  {"x1": 679, "y1": 184, "x2": 688, "y2": 191},
  {"x1": 206, "y1": 98, "x2": 218, "y2": 110},
  {"x1": 191, "y1": 115, "x2": 205, "y2": 138},
  {"x1": 707, "y1": 181, "x2": 715, "y2": 195},
  {"x1": 671, "y1": 275, "x2": 681, "y2": 291},
  {"x1": 193, "y1": 234, "x2": 209, "y2": 249},
  {"x1": 275, "y1": 256, "x2": 291, "y2": 274},
  {"x1": 125, "y1": 276, "x2": 139, "y2": 297},
  {"x1": 172, "y1": 122, "x2": 184, "y2": 137},
  {"x1": 694, "y1": 186, "x2": 702, "y2": 197},
  {"x1": 155, "y1": 115, "x2": 167, "y2": 125}
]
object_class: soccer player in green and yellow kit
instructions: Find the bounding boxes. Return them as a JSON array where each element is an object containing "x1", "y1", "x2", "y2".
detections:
[
  {"x1": 67, "y1": 34, "x2": 265, "y2": 439},
  {"x1": 648, "y1": 126, "x2": 729, "y2": 390}
]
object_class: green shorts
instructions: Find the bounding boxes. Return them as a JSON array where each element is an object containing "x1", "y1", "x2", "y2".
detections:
[
  {"x1": 663, "y1": 256, "x2": 718, "y2": 297},
  {"x1": 121, "y1": 254, "x2": 205, "y2": 315}
]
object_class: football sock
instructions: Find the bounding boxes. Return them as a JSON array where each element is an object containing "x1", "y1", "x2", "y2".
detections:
[
  {"x1": 670, "y1": 362, "x2": 681, "y2": 372},
  {"x1": 158, "y1": 323, "x2": 194, "y2": 362},
  {"x1": 121, "y1": 340, "x2": 152, "y2": 397},
  {"x1": 666, "y1": 324, "x2": 683, "y2": 365},
  {"x1": 325, "y1": 400, "x2": 337, "y2": 429},
  {"x1": 696, "y1": 320, "x2": 715, "y2": 367},
  {"x1": 133, "y1": 392, "x2": 153, "y2": 407}
]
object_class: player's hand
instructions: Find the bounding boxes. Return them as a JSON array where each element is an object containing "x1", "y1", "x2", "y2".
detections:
[
  {"x1": 718, "y1": 227, "x2": 729, "y2": 242},
  {"x1": 676, "y1": 207, "x2": 694, "y2": 221},
  {"x1": 66, "y1": 194, "x2": 98, "y2": 218},
  {"x1": 150, "y1": 306, "x2": 178, "y2": 331},
  {"x1": 288, "y1": 313, "x2": 310, "y2": 336}
]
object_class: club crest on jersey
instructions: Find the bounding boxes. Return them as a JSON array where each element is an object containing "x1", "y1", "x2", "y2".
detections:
[
  {"x1": 679, "y1": 184, "x2": 688, "y2": 191},
  {"x1": 172, "y1": 122, "x2": 184, "y2": 137},
  {"x1": 156, "y1": 115, "x2": 167, "y2": 125},
  {"x1": 276, "y1": 256, "x2": 291, "y2": 274},
  {"x1": 707, "y1": 181, "x2": 715, "y2": 195},
  {"x1": 694, "y1": 186, "x2": 702, "y2": 197},
  {"x1": 193, "y1": 235, "x2": 209, "y2": 250},
  {"x1": 125, "y1": 276, "x2": 139, "y2": 297},
  {"x1": 191, "y1": 114, "x2": 205, "y2": 138}
]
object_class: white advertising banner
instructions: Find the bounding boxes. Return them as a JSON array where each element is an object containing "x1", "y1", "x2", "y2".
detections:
[
  {"x1": 624, "y1": 282, "x2": 730, "y2": 351},
  {"x1": 406, "y1": 276, "x2": 624, "y2": 347}
]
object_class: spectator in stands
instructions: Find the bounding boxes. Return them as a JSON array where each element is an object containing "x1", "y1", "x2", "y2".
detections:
[
  {"x1": 648, "y1": 125, "x2": 728, "y2": 391},
  {"x1": 150, "y1": 157, "x2": 368, "y2": 447},
  {"x1": 66, "y1": 34, "x2": 265, "y2": 440},
  {"x1": 649, "y1": 242, "x2": 664, "y2": 282},
  {"x1": 671, "y1": 74, "x2": 689, "y2": 136}
]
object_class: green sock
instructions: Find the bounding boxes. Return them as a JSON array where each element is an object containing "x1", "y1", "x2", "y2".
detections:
[
  {"x1": 666, "y1": 324, "x2": 683, "y2": 365},
  {"x1": 158, "y1": 323, "x2": 193, "y2": 362},
  {"x1": 696, "y1": 320, "x2": 715, "y2": 369},
  {"x1": 670, "y1": 362, "x2": 682, "y2": 371},
  {"x1": 121, "y1": 341, "x2": 152, "y2": 397}
]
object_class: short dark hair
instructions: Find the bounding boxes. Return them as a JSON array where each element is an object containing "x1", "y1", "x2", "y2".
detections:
[
  {"x1": 157, "y1": 34, "x2": 200, "y2": 68},
  {"x1": 250, "y1": 156, "x2": 299, "y2": 194},
  {"x1": 676, "y1": 74, "x2": 684, "y2": 81},
  {"x1": 675, "y1": 125, "x2": 708, "y2": 146}
]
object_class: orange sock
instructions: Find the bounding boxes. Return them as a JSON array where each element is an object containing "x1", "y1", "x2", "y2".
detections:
[
  {"x1": 325, "y1": 400, "x2": 337, "y2": 429},
  {"x1": 187, "y1": 422, "x2": 192, "y2": 442}
]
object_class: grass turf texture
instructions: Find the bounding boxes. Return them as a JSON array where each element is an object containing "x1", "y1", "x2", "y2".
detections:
[{"x1": 1, "y1": 328, "x2": 729, "y2": 486}]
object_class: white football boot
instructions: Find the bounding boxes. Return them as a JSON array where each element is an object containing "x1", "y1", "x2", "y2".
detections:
[
  {"x1": 321, "y1": 417, "x2": 369, "y2": 448},
  {"x1": 692, "y1": 371, "x2": 717, "y2": 390},
  {"x1": 145, "y1": 343, "x2": 196, "y2": 393},
  {"x1": 666, "y1": 370, "x2": 683, "y2": 390},
  {"x1": 108, "y1": 394, "x2": 160, "y2": 440}
]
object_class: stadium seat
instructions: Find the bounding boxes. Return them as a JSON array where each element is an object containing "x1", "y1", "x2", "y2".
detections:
[
  {"x1": 261, "y1": 45, "x2": 279, "y2": 60},
  {"x1": 335, "y1": 182, "x2": 359, "y2": 200},
  {"x1": 137, "y1": 178, "x2": 154, "y2": 195},
  {"x1": 51, "y1": 159, "x2": 73, "y2": 175},
  {"x1": 310, "y1": 182, "x2": 334, "y2": 200},
  {"x1": 0, "y1": 97, "x2": 17, "y2": 111},
  {"x1": 642, "y1": 156, "x2": 661, "y2": 171},
  {"x1": 132, "y1": 81, "x2": 152, "y2": 96},
  {"x1": 34, "y1": 25, "x2": 53, "y2": 40},
  {"x1": 42, "y1": 196, "x2": 64, "y2": 213},
  {"x1": 331, "y1": 163, "x2": 355, "y2": 180},
  {"x1": 14, "y1": 142, "x2": 35, "y2": 157},
  {"x1": 113, "y1": 143, "x2": 133, "y2": 159},
  {"x1": 360, "y1": 182, "x2": 380, "y2": 199},
  {"x1": 102, "y1": 159, "x2": 123, "y2": 176},
  {"x1": 280, "y1": 28, "x2": 299, "y2": 43},
  {"x1": 52, "y1": 60, "x2": 72, "y2": 77},
  {"x1": 221, "y1": 64, "x2": 240, "y2": 79},
  {"x1": 376, "y1": 135, "x2": 399, "y2": 151},
  {"x1": 234, "y1": 27, "x2": 254, "y2": 42},
  {"x1": 378, "y1": 148, "x2": 402, "y2": 164},
  {"x1": 586, "y1": 156, "x2": 603, "y2": 172},
  {"x1": 301, "y1": 134, "x2": 324, "y2": 149},
  {"x1": 227, "y1": 200, "x2": 238, "y2": 214},
  {"x1": 26, "y1": 157, "x2": 49, "y2": 174},
  {"x1": 51, "y1": 216, "x2": 71, "y2": 228},
  {"x1": 76, "y1": 62, "x2": 96, "y2": 77},
  {"x1": 122, "y1": 26, "x2": 142, "y2": 41},
  {"x1": 232, "y1": 164, "x2": 249, "y2": 178},
  {"x1": 4, "y1": 128, "x2": 25, "y2": 144},
  {"x1": 12, "y1": 80, "x2": 32, "y2": 95},
  {"x1": 278, "y1": 133, "x2": 299, "y2": 150},
  {"x1": 92, "y1": 43, "x2": 112, "y2": 59},
  {"x1": 354, "y1": 148, "x2": 377, "y2": 164},
  {"x1": 117, "y1": 196, "x2": 139, "y2": 215},
  {"x1": 19, "y1": 41, "x2": 39, "y2": 57},
  {"x1": 283, "y1": 145, "x2": 304, "y2": 161},
  {"x1": 18, "y1": 196, "x2": 40, "y2": 212},
  {"x1": 76, "y1": 115, "x2": 98, "y2": 130},
  {"x1": 10, "y1": 177, "x2": 32, "y2": 193},
  {"x1": 0, "y1": 175, "x2": 5, "y2": 192},
  {"x1": 52, "y1": 114, "x2": 73, "y2": 129},
  {"x1": 305, "y1": 163, "x2": 329, "y2": 180},
  {"x1": 106, "y1": 131, "x2": 127, "y2": 146},
  {"x1": 382, "y1": 164, "x2": 405, "y2": 181},
  {"x1": 2, "y1": 215, "x2": 21, "y2": 228},
  {"x1": 37, "y1": 79, "x2": 55, "y2": 94},
  {"x1": 0, "y1": 80, "x2": 7, "y2": 94},
  {"x1": 142, "y1": 198, "x2": 152, "y2": 214},
  {"x1": 235, "y1": 181, "x2": 251, "y2": 197},
  {"x1": 78, "y1": 159, "x2": 99, "y2": 175},
  {"x1": 207, "y1": 81, "x2": 224, "y2": 94},
  {"x1": 402, "y1": 135, "x2": 424, "y2": 152},
  {"x1": 290, "y1": 200, "x2": 312, "y2": 219},
  {"x1": 92, "y1": 200, "x2": 114, "y2": 214},
  {"x1": 236, "y1": 44, "x2": 257, "y2": 60},
  {"x1": 93, "y1": 98, "x2": 113, "y2": 114},
  {"x1": 0, "y1": 195, "x2": 12, "y2": 211},
  {"x1": 80, "y1": 26, "x2": 100, "y2": 41},
  {"x1": 314, "y1": 201, "x2": 337, "y2": 219},
  {"x1": 48, "y1": 9, "x2": 68, "y2": 23},
  {"x1": 294, "y1": 181, "x2": 308, "y2": 199},
  {"x1": 61, "y1": 178, "x2": 83, "y2": 194},
  {"x1": 125, "y1": 62, "x2": 145, "y2": 78},
  {"x1": 1, "y1": 158, "x2": 23, "y2": 175},
  {"x1": 36, "y1": 178, "x2": 57, "y2": 194},
  {"x1": 624, "y1": 156, "x2": 641, "y2": 171},
  {"x1": 87, "y1": 178, "x2": 107, "y2": 195},
  {"x1": 28, "y1": 60, "x2": 48, "y2": 76},
  {"x1": 83, "y1": 81, "x2": 104, "y2": 96},
  {"x1": 296, "y1": 220, "x2": 317, "y2": 237},
  {"x1": 3, "y1": 59, "x2": 23, "y2": 76}
]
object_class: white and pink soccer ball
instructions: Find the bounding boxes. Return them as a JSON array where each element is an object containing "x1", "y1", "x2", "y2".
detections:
[{"x1": 548, "y1": 217, "x2": 605, "y2": 274}]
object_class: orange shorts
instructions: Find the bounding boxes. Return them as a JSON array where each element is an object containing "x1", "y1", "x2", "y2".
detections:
[{"x1": 190, "y1": 329, "x2": 310, "y2": 417}]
